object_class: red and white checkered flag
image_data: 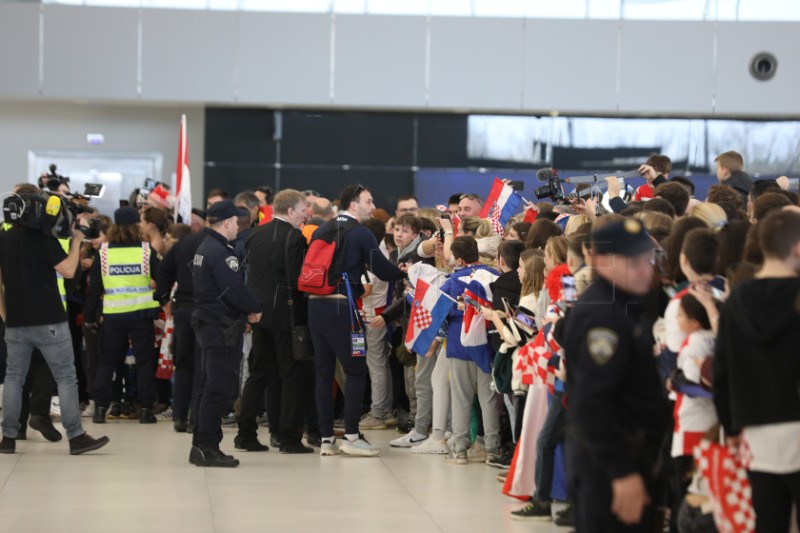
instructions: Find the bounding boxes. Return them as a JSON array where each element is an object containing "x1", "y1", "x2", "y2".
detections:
[
  {"x1": 695, "y1": 441, "x2": 755, "y2": 533},
  {"x1": 413, "y1": 307, "x2": 433, "y2": 330},
  {"x1": 518, "y1": 326, "x2": 560, "y2": 395}
]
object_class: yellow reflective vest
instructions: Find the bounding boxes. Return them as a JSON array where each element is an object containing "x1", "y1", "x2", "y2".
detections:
[
  {"x1": 55, "y1": 237, "x2": 70, "y2": 311},
  {"x1": 99, "y1": 242, "x2": 159, "y2": 315}
]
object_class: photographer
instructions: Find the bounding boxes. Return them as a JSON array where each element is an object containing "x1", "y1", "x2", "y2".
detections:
[{"x1": 0, "y1": 190, "x2": 109, "y2": 455}]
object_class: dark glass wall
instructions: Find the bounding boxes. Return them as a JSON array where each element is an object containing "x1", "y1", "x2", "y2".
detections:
[{"x1": 204, "y1": 108, "x2": 468, "y2": 209}]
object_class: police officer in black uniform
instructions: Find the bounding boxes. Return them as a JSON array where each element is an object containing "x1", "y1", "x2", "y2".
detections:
[
  {"x1": 563, "y1": 218, "x2": 668, "y2": 532},
  {"x1": 189, "y1": 201, "x2": 261, "y2": 468}
]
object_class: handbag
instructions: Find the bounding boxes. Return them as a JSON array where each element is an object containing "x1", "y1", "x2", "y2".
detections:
[{"x1": 285, "y1": 230, "x2": 315, "y2": 362}]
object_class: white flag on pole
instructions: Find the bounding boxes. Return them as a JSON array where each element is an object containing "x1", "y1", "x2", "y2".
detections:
[{"x1": 174, "y1": 114, "x2": 192, "y2": 224}]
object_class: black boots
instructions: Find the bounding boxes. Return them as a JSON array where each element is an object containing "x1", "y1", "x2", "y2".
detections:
[
  {"x1": 233, "y1": 437, "x2": 269, "y2": 452},
  {"x1": 0, "y1": 437, "x2": 15, "y2": 454},
  {"x1": 139, "y1": 408, "x2": 157, "y2": 424},
  {"x1": 68, "y1": 433, "x2": 110, "y2": 455},
  {"x1": 174, "y1": 420, "x2": 189, "y2": 433},
  {"x1": 29, "y1": 415, "x2": 63, "y2": 442},
  {"x1": 93, "y1": 406, "x2": 107, "y2": 424},
  {"x1": 193, "y1": 447, "x2": 240, "y2": 468}
]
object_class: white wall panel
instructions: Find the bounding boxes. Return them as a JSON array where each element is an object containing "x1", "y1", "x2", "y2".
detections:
[
  {"x1": 428, "y1": 17, "x2": 524, "y2": 110},
  {"x1": 714, "y1": 22, "x2": 800, "y2": 115},
  {"x1": 0, "y1": 4, "x2": 41, "y2": 98},
  {"x1": 1, "y1": 6, "x2": 800, "y2": 117},
  {"x1": 618, "y1": 21, "x2": 715, "y2": 114},
  {"x1": 334, "y1": 15, "x2": 427, "y2": 107},
  {"x1": 43, "y1": 6, "x2": 139, "y2": 99},
  {"x1": 523, "y1": 20, "x2": 618, "y2": 113},
  {"x1": 141, "y1": 9, "x2": 237, "y2": 101},
  {"x1": 237, "y1": 12, "x2": 331, "y2": 105}
]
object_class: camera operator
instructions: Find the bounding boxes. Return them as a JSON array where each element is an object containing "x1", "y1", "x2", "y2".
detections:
[
  {"x1": 0, "y1": 191, "x2": 109, "y2": 455},
  {"x1": 3, "y1": 183, "x2": 63, "y2": 443}
]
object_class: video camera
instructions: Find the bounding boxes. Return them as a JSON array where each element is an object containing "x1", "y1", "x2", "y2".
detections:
[
  {"x1": 535, "y1": 168, "x2": 639, "y2": 202},
  {"x1": 38, "y1": 164, "x2": 70, "y2": 193},
  {"x1": 534, "y1": 168, "x2": 565, "y2": 201},
  {"x1": 3, "y1": 191, "x2": 101, "y2": 240}
]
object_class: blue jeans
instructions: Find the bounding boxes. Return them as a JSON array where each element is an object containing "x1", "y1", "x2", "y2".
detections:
[{"x1": 1, "y1": 322, "x2": 84, "y2": 440}]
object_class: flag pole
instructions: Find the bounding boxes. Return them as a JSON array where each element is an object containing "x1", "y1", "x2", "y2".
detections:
[{"x1": 405, "y1": 278, "x2": 459, "y2": 304}]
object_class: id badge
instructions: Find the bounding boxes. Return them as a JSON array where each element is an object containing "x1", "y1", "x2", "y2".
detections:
[{"x1": 351, "y1": 331, "x2": 366, "y2": 357}]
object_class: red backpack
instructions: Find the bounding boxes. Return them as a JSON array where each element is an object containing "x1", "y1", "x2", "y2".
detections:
[{"x1": 298, "y1": 216, "x2": 359, "y2": 295}]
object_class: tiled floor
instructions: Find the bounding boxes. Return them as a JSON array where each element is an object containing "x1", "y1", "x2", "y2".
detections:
[{"x1": 0, "y1": 420, "x2": 568, "y2": 533}]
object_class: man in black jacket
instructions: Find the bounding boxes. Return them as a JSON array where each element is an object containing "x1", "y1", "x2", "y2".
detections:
[
  {"x1": 714, "y1": 209, "x2": 800, "y2": 532},
  {"x1": 155, "y1": 225, "x2": 207, "y2": 433},
  {"x1": 190, "y1": 201, "x2": 262, "y2": 467},
  {"x1": 236, "y1": 189, "x2": 314, "y2": 454},
  {"x1": 308, "y1": 185, "x2": 404, "y2": 458}
]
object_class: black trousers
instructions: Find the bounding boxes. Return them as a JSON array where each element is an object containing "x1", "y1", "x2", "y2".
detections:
[
  {"x1": 748, "y1": 469, "x2": 800, "y2": 533},
  {"x1": 67, "y1": 300, "x2": 88, "y2": 404},
  {"x1": 308, "y1": 299, "x2": 367, "y2": 438},
  {"x1": 238, "y1": 323, "x2": 306, "y2": 445},
  {"x1": 567, "y1": 444, "x2": 656, "y2": 533},
  {"x1": 20, "y1": 349, "x2": 56, "y2": 429},
  {"x1": 82, "y1": 323, "x2": 101, "y2": 399},
  {"x1": 172, "y1": 305, "x2": 200, "y2": 423},
  {"x1": 93, "y1": 318, "x2": 157, "y2": 410},
  {"x1": 192, "y1": 319, "x2": 243, "y2": 450}
]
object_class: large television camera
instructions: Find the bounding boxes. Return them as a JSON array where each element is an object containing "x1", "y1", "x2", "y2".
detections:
[
  {"x1": 535, "y1": 168, "x2": 639, "y2": 202},
  {"x1": 3, "y1": 191, "x2": 100, "y2": 240}
]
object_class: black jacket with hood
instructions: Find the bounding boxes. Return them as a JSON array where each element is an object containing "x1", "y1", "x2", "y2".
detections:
[
  {"x1": 724, "y1": 170, "x2": 753, "y2": 210},
  {"x1": 713, "y1": 277, "x2": 800, "y2": 435}
]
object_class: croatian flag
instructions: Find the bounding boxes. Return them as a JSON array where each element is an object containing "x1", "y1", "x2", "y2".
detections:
[
  {"x1": 174, "y1": 114, "x2": 192, "y2": 225},
  {"x1": 480, "y1": 177, "x2": 523, "y2": 230},
  {"x1": 405, "y1": 266, "x2": 454, "y2": 356},
  {"x1": 458, "y1": 269, "x2": 499, "y2": 373}
]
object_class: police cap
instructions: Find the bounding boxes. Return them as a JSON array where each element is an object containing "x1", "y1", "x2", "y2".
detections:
[
  {"x1": 207, "y1": 200, "x2": 248, "y2": 221},
  {"x1": 590, "y1": 217, "x2": 655, "y2": 257},
  {"x1": 114, "y1": 206, "x2": 140, "y2": 226}
]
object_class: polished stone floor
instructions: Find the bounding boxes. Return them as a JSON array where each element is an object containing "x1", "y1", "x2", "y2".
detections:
[{"x1": 0, "y1": 420, "x2": 568, "y2": 533}]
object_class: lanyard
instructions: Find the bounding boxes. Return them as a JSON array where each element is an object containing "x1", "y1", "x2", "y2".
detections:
[{"x1": 342, "y1": 273, "x2": 364, "y2": 333}]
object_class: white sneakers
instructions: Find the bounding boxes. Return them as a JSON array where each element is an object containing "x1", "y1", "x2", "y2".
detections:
[
  {"x1": 320, "y1": 441, "x2": 341, "y2": 456},
  {"x1": 321, "y1": 435, "x2": 381, "y2": 457},
  {"x1": 340, "y1": 434, "x2": 381, "y2": 457},
  {"x1": 81, "y1": 400, "x2": 95, "y2": 418},
  {"x1": 390, "y1": 430, "x2": 429, "y2": 448},
  {"x1": 410, "y1": 437, "x2": 450, "y2": 455},
  {"x1": 49, "y1": 397, "x2": 61, "y2": 419}
]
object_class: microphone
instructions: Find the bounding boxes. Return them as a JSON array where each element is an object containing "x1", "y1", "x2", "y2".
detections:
[{"x1": 536, "y1": 168, "x2": 557, "y2": 182}]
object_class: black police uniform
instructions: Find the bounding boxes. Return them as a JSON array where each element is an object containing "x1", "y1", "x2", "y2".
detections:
[
  {"x1": 155, "y1": 230, "x2": 206, "y2": 431},
  {"x1": 190, "y1": 204, "x2": 261, "y2": 467},
  {"x1": 562, "y1": 219, "x2": 668, "y2": 533}
]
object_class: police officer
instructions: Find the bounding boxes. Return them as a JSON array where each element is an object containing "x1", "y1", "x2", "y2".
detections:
[
  {"x1": 563, "y1": 218, "x2": 668, "y2": 532},
  {"x1": 155, "y1": 219, "x2": 207, "y2": 433},
  {"x1": 190, "y1": 200, "x2": 261, "y2": 468},
  {"x1": 87, "y1": 206, "x2": 161, "y2": 424}
]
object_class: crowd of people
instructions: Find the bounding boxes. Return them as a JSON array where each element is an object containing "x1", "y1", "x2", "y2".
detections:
[{"x1": 1, "y1": 149, "x2": 799, "y2": 532}]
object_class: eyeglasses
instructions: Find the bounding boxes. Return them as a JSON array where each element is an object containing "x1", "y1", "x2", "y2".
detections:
[{"x1": 303, "y1": 190, "x2": 321, "y2": 197}]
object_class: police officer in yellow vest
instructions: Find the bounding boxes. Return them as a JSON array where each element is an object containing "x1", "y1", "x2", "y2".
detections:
[{"x1": 84, "y1": 207, "x2": 161, "y2": 424}]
